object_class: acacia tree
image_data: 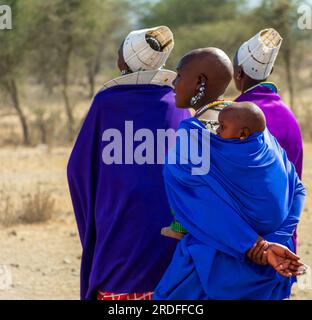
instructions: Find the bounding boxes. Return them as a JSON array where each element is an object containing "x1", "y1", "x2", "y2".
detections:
[
  {"x1": 139, "y1": 0, "x2": 309, "y2": 110},
  {"x1": 140, "y1": 0, "x2": 244, "y2": 28},
  {"x1": 30, "y1": 0, "x2": 83, "y2": 141},
  {"x1": 31, "y1": 0, "x2": 131, "y2": 141},
  {"x1": 77, "y1": 0, "x2": 131, "y2": 99},
  {"x1": 138, "y1": 0, "x2": 250, "y2": 69}
]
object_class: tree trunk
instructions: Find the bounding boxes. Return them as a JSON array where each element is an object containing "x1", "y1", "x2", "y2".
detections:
[
  {"x1": 38, "y1": 120, "x2": 47, "y2": 145},
  {"x1": 86, "y1": 38, "x2": 105, "y2": 99},
  {"x1": 61, "y1": 37, "x2": 75, "y2": 142},
  {"x1": 7, "y1": 79, "x2": 30, "y2": 145},
  {"x1": 87, "y1": 62, "x2": 96, "y2": 99},
  {"x1": 61, "y1": 83, "x2": 75, "y2": 142},
  {"x1": 283, "y1": 48, "x2": 295, "y2": 112}
]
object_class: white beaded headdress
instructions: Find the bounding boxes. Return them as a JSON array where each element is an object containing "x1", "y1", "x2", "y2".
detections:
[
  {"x1": 123, "y1": 26, "x2": 174, "y2": 72},
  {"x1": 237, "y1": 28, "x2": 283, "y2": 80}
]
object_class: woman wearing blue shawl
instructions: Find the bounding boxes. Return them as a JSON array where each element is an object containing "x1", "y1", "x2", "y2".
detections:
[{"x1": 154, "y1": 48, "x2": 306, "y2": 300}]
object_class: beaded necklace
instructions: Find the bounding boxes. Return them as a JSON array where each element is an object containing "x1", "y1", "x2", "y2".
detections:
[
  {"x1": 243, "y1": 81, "x2": 278, "y2": 94},
  {"x1": 194, "y1": 100, "x2": 233, "y2": 118}
]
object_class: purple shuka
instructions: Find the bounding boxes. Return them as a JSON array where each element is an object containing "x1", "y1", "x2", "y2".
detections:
[
  {"x1": 235, "y1": 83, "x2": 303, "y2": 250},
  {"x1": 67, "y1": 84, "x2": 190, "y2": 300}
]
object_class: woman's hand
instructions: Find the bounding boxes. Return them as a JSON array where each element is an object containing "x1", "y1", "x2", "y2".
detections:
[
  {"x1": 247, "y1": 240, "x2": 269, "y2": 265},
  {"x1": 266, "y1": 243, "x2": 305, "y2": 277},
  {"x1": 247, "y1": 240, "x2": 306, "y2": 277}
]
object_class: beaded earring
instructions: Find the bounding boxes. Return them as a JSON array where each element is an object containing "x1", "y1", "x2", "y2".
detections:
[{"x1": 190, "y1": 82, "x2": 206, "y2": 106}]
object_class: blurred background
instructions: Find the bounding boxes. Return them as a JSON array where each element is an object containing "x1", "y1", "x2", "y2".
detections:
[{"x1": 0, "y1": 0, "x2": 311, "y2": 299}]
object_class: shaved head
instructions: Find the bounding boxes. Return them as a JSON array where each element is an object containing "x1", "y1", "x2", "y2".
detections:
[
  {"x1": 222, "y1": 102, "x2": 266, "y2": 132},
  {"x1": 217, "y1": 102, "x2": 266, "y2": 139},
  {"x1": 173, "y1": 47, "x2": 233, "y2": 109},
  {"x1": 180, "y1": 48, "x2": 233, "y2": 94},
  {"x1": 178, "y1": 47, "x2": 233, "y2": 81}
]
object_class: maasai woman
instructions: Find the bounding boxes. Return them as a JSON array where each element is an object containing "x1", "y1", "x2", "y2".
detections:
[
  {"x1": 233, "y1": 28, "x2": 303, "y2": 251},
  {"x1": 67, "y1": 26, "x2": 190, "y2": 300},
  {"x1": 154, "y1": 48, "x2": 305, "y2": 300}
]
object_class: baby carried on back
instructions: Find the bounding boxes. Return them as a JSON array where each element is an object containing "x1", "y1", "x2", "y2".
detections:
[{"x1": 156, "y1": 102, "x2": 306, "y2": 300}]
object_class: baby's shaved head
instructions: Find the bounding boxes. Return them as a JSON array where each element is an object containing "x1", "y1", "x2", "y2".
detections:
[
  {"x1": 222, "y1": 102, "x2": 266, "y2": 133},
  {"x1": 217, "y1": 102, "x2": 266, "y2": 139}
]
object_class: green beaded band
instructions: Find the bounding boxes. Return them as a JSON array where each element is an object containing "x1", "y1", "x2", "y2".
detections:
[
  {"x1": 170, "y1": 220, "x2": 188, "y2": 234},
  {"x1": 170, "y1": 208, "x2": 188, "y2": 233}
]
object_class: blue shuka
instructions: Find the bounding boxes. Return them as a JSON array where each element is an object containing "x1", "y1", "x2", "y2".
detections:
[
  {"x1": 67, "y1": 84, "x2": 190, "y2": 300},
  {"x1": 154, "y1": 117, "x2": 305, "y2": 300}
]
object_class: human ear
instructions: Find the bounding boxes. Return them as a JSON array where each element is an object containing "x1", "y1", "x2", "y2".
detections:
[
  {"x1": 240, "y1": 127, "x2": 251, "y2": 140},
  {"x1": 197, "y1": 73, "x2": 207, "y2": 89},
  {"x1": 236, "y1": 66, "x2": 243, "y2": 80}
]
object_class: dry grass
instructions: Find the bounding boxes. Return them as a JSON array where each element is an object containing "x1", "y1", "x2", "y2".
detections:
[
  {"x1": 19, "y1": 186, "x2": 55, "y2": 224},
  {"x1": 0, "y1": 192, "x2": 15, "y2": 227},
  {"x1": 0, "y1": 185, "x2": 55, "y2": 227},
  {"x1": 0, "y1": 146, "x2": 79, "y2": 300}
]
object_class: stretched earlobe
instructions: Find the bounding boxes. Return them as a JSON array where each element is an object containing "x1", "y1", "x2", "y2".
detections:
[{"x1": 190, "y1": 80, "x2": 206, "y2": 106}]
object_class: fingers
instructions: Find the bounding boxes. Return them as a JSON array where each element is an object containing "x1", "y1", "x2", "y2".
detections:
[
  {"x1": 288, "y1": 264, "x2": 300, "y2": 272},
  {"x1": 288, "y1": 261, "x2": 304, "y2": 272},
  {"x1": 291, "y1": 270, "x2": 306, "y2": 277},
  {"x1": 269, "y1": 243, "x2": 300, "y2": 261},
  {"x1": 282, "y1": 267, "x2": 305, "y2": 277},
  {"x1": 279, "y1": 270, "x2": 293, "y2": 277},
  {"x1": 246, "y1": 242, "x2": 258, "y2": 260},
  {"x1": 260, "y1": 250, "x2": 268, "y2": 265},
  {"x1": 266, "y1": 243, "x2": 306, "y2": 277},
  {"x1": 251, "y1": 240, "x2": 268, "y2": 262},
  {"x1": 288, "y1": 264, "x2": 307, "y2": 276},
  {"x1": 295, "y1": 264, "x2": 308, "y2": 276},
  {"x1": 289, "y1": 260, "x2": 304, "y2": 267},
  {"x1": 255, "y1": 242, "x2": 269, "y2": 264},
  {"x1": 274, "y1": 260, "x2": 307, "y2": 277},
  {"x1": 274, "y1": 262, "x2": 293, "y2": 277},
  {"x1": 247, "y1": 240, "x2": 274, "y2": 265},
  {"x1": 284, "y1": 249, "x2": 300, "y2": 261}
]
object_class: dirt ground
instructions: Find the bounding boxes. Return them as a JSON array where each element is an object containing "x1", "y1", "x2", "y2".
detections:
[
  {"x1": 0, "y1": 146, "x2": 81, "y2": 300},
  {"x1": 0, "y1": 144, "x2": 311, "y2": 300}
]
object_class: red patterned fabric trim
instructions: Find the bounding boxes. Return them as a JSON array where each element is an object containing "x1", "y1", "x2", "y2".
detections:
[{"x1": 97, "y1": 291, "x2": 153, "y2": 300}]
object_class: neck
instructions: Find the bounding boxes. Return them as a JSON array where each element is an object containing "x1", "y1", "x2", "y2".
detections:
[
  {"x1": 192, "y1": 95, "x2": 223, "y2": 111},
  {"x1": 241, "y1": 78, "x2": 263, "y2": 93}
]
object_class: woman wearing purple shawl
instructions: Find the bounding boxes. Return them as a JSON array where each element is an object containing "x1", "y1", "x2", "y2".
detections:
[
  {"x1": 234, "y1": 28, "x2": 303, "y2": 252},
  {"x1": 67, "y1": 26, "x2": 190, "y2": 300}
]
